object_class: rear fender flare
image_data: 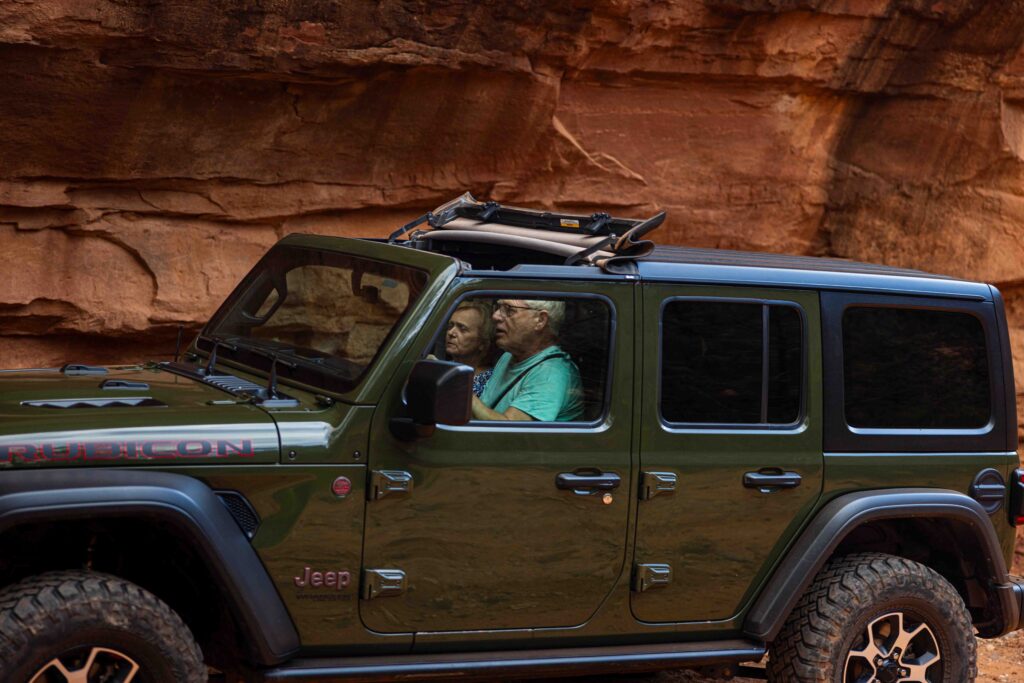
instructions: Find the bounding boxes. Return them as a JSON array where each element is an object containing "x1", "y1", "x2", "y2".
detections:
[{"x1": 744, "y1": 488, "x2": 1018, "y2": 641}]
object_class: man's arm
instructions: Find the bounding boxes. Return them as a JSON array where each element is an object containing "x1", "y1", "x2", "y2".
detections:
[{"x1": 471, "y1": 396, "x2": 535, "y2": 421}]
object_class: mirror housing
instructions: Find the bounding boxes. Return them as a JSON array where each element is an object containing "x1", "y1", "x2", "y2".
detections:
[{"x1": 390, "y1": 360, "x2": 473, "y2": 440}]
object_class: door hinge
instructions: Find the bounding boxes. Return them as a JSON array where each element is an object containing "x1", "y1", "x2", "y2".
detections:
[
  {"x1": 368, "y1": 470, "x2": 414, "y2": 501},
  {"x1": 362, "y1": 568, "x2": 407, "y2": 600},
  {"x1": 633, "y1": 563, "x2": 672, "y2": 593},
  {"x1": 640, "y1": 471, "x2": 677, "y2": 500}
]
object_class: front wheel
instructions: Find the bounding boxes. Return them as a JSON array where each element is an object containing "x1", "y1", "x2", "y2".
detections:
[
  {"x1": 0, "y1": 570, "x2": 206, "y2": 682},
  {"x1": 767, "y1": 552, "x2": 977, "y2": 683}
]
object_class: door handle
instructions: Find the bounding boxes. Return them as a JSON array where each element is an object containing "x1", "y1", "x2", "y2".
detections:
[
  {"x1": 556, "y1": 471, "x2": 622, "y2": 493},
  {"x1": 743, "y1": 471, "x2": 802, "y2": 492}
]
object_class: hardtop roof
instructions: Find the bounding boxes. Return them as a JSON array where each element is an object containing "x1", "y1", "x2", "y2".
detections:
[
  {"x1": 646, "y1": 244, "x2": 947, "y2": 279},
  {"x1": 633, "y1": 247, "x2": 991, "y2": 301},
  {"x1": 465, "y1": 252, "x2": 991, "y2": 301}
]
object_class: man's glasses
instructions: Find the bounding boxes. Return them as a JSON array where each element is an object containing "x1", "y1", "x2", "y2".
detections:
[{"x1": 494, "y1": 302, "x2": 535, "y2": 318}]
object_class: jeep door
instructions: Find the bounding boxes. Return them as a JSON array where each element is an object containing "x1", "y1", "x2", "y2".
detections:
[
  {"x1": 632, "y1": 284, "x2": 823, "y2": 623},
  {"x1": 361, "y1": 276, "x2": 634, "y2": 634}
]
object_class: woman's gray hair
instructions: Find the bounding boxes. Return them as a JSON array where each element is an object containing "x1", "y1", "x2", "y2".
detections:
[{"x1": 524, "y1": 299, "x2": 565, "y2": 335}]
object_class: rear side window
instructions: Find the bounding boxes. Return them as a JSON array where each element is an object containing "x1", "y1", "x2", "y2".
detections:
[
  {"x1": 843, "y1": 307, "x2": 990, "y2": 429},
  {"x1": 660, "y1": 301, "x2": 803, "y2": 425}
]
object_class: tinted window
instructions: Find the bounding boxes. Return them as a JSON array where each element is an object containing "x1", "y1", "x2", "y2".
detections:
[
  {"x1": 661, "y1": 301, "x2": 802, "y2": 424},
  {"x1": 843, "y1": 307, "x2": 990, "y2": 429}
]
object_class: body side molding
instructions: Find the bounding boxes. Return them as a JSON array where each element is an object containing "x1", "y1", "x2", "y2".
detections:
[
  {"x1": 0, "y1": 469, "x2": 300, "y2": 665},
  {"x1": 743, "y1": 488, "x2": 1019, "y2": 642}
]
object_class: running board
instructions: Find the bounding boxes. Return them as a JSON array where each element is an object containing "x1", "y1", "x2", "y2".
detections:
[{"x1": 258, "y1": 639, "x2": 766, "y2": 681}]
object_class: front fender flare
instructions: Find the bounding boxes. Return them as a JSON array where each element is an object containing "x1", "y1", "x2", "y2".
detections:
[
  {"x1": 743, "y1": 488, "x2": 1018, "y2": 642},
  {"x1": 0, "y1": 469, "x2": 300, "y2": 666}
]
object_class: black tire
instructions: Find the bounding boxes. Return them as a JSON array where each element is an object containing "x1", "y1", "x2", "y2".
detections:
[
  {"x1": 0, "y1": 570, "x2": 206, "y2": 682},
  {"x1": 767, "y1": 552, "x2": 977, "y2": 683}
]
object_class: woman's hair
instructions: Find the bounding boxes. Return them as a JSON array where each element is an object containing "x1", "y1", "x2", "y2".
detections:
[{"x1": 454, "y1": 299, "x2": 496, "y2": 362}]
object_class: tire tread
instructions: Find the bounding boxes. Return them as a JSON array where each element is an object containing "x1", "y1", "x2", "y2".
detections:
[
  {"x1": 767, "y1": 552, "x2": 977, "y2": 682},
  {"x1": 0, "y1": 570, "x2": 205, "y2": 682}
]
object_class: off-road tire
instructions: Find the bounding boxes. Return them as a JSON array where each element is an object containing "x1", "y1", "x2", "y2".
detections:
[
  {"x1": 767, "y1": 552, "x2": 976, "y2": 683},
  {"x1": 0, "y1": 570, "x2": 206, "y2": 682}
]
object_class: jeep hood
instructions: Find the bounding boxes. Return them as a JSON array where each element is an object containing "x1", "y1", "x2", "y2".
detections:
[{"x1": 0, "y1": 365, "x2": 280, "y2": 467}]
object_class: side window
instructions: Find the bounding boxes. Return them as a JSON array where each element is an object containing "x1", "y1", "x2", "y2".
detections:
[
  {"x1": 842, "y1": 307, "x2": 990, "y2": 429},
  {"x1": 434, "y1": 296, "x2": 612, "y2": 423},
  {"x1": 660, "y1": 300, "x2": 803, "y2": 426}
]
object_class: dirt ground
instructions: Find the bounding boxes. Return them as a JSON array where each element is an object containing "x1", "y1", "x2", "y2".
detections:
[{"x1": 978, "y1": 537, "x2": 1024, "y2": 682}]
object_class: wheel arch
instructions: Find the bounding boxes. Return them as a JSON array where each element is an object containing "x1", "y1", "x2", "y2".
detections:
[
  {"x1": 0, "y1": 469, "x2": 300, "y2": 667},
  {"x1": 744, "y1": 488, "x2": 1019, "y2": 642}
]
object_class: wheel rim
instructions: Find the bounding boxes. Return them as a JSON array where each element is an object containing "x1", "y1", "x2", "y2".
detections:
[
  {"x1": 29, "y1": 646, "x2": 140, "y2": 683},
  {"x1": 844, "y1": 611, "x2": 942, "y2": 683}
]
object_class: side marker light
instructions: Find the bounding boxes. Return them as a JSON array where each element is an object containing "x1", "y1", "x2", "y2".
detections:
[{"x1": 332, "y1": 476, "x2": 352, "y2": 498}]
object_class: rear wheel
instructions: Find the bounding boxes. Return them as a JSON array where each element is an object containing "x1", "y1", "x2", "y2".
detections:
[
  {"x1": 767, "y1": 552, "x2": 976, "y2": 683},
  {"x1": 0, "y1": 570, "x2": 206, "y2": 682}
]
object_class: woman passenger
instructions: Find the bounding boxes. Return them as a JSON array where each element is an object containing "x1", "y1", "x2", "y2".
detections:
[{"x1": 445, "y1": 300, "x2": 495, "y2": 396}]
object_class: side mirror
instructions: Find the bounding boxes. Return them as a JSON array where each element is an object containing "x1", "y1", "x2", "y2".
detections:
[{"x1": 390, "y1": 360, "x2": 473, "y2": 440}]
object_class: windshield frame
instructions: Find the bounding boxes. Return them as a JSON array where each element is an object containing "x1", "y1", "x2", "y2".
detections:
[{"x1": 196, "y1": 241, "x2": 434, "y2": 397}]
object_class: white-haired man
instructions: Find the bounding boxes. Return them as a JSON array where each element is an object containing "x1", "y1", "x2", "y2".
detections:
[{"x1": 472, "y1": 298, "x2": 582, "y2": 422}]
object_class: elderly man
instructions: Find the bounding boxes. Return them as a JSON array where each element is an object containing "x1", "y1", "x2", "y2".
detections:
[{"x1": 471, "y1": 298, "x2": 583, "y2": 422}]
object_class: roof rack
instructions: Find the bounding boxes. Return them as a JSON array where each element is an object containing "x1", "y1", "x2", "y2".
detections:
[{"x1": 388, "y1": 193, "x2": 666, "y2": 273}]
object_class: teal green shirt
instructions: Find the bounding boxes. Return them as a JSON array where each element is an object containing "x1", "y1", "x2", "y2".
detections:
[{"x1": 480, "y1": 346, "x2": 583, "y2": 422}]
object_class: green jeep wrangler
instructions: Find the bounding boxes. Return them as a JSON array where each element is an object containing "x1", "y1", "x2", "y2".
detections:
[{"x1": 0, "y1": 194, "x2": 1021, "y2": 683}]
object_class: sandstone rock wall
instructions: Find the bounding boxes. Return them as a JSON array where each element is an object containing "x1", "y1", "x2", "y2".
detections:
[{"x1": 4, "y1": 0, "x2": 1024, "y2": 424}]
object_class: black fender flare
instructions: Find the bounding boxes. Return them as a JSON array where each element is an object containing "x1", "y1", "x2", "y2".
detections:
[
  {"x1": 0, "y1": 469, "x2": 300, "y2": 665},
  {"x1": 743, "y1": 488, "x2": 1019, "y2": 642}
]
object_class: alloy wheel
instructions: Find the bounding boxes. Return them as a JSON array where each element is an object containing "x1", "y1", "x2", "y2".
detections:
[
  {"x1": 844, "y1": 611, "x2": 942, "y2": 683},
  {"x1": 29, "y1": 646, "x2": 140, "y2": 683}
]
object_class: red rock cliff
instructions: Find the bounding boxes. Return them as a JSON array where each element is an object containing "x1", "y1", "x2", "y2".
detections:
[{"x1": 3, "y1": 0, "x2": 1024, "y2": 414}]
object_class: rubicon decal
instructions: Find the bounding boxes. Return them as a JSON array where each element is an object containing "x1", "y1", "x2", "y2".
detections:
[{"x1": 0, "y1": 439, "x2": 255, "y2": 463}]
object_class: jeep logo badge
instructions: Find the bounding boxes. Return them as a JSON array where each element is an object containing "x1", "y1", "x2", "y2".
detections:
[{"x1": 294, "y1": 566, "x2": 351, "y2": 591}]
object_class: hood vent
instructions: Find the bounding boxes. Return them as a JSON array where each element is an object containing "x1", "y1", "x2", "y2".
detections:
[
  {"x1": 203, "y1": 374, "x2": 264, "y2": 394},
  {"x1": 158, "y1": 362, "x2": 299, "y2": 406},
  {"x1": 23, "y1": 397, "x2": 166, "y2": 409}
]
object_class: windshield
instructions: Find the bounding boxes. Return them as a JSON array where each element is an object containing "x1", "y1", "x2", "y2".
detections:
[{"x1": 201, "y1": 245, "x2": 428, "y2": 394}]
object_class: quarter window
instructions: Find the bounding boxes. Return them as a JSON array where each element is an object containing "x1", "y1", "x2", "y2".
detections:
[
  {"x1": 842, "y1": 307, "x2": 990, "y2": 429},
  {"x1": 660, "y1": 301, "x2": 803, "y2": 425}
]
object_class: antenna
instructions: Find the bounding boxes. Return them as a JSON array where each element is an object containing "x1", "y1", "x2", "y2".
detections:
[{"x1": 174, "y1": 325, "x2": 184, "y2": 363}]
